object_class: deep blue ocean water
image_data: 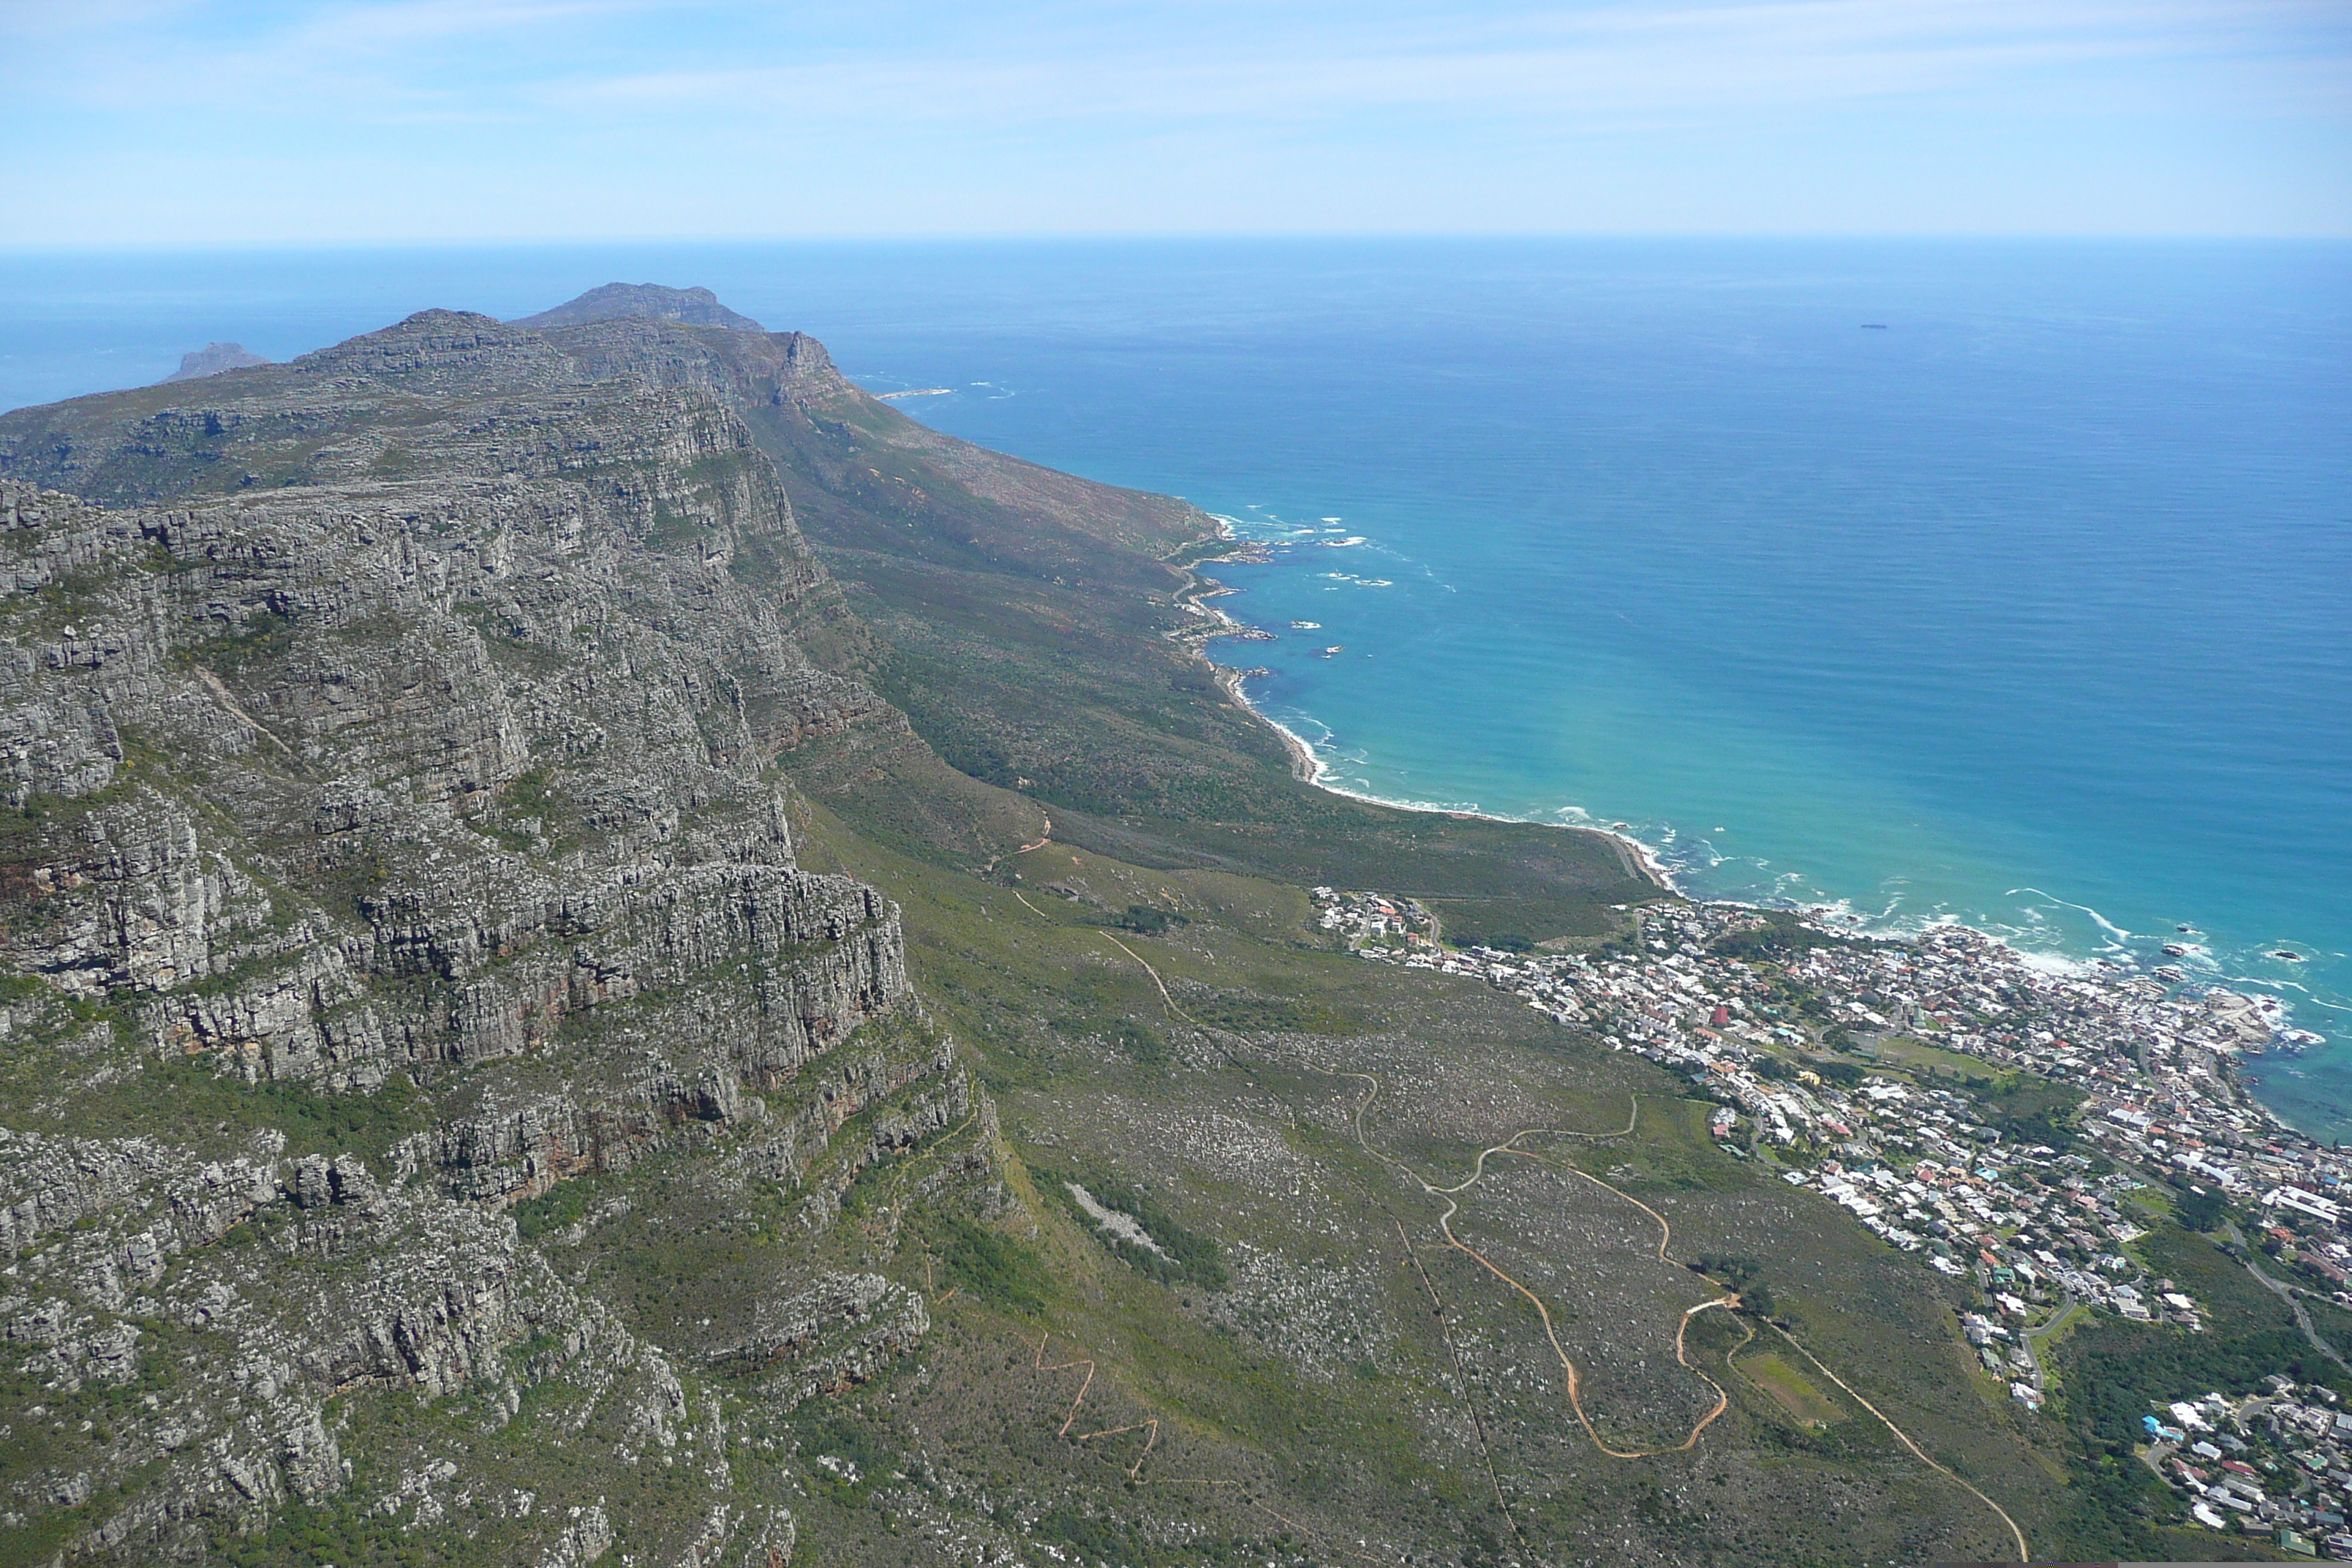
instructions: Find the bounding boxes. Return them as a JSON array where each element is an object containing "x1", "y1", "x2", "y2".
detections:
[{"x1": 3, "y1": 241, "x2": 2347, "y2": 1133}]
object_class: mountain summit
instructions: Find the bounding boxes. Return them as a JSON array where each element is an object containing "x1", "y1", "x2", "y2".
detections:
[
  {"x1": 510, "y1": 281, "x2": 766, "y2": 332},
  {"x1": 161, "y1": 340, "x2": 271, "y2": 381}
]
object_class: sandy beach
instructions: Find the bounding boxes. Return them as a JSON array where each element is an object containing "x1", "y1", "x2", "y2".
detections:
[{"x1": 1172, "y1": 533, "x2": 1674, "y2": 894}]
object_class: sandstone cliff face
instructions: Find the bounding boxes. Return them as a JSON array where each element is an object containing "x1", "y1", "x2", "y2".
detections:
[
  {"x1": 0, "y1": 456, "x2": 905, "y2": 1111},
  {"x1": 538, "y1": 315, "x2": 1218, "y2": 559},
  {"x1": 0, "y1": 312, "x2": 990, "y2": 1563},
  {"x1": 0, "y1": 1117, "x2": 786, "y2": 1563}
]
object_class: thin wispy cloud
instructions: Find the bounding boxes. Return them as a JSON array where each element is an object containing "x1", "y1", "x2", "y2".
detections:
[
  {"x1": 552, "y1": 10, "x2": 2295, "y2": 123},
  {"x1": 1, "y1": 0, "x2": 2343, "y2": 240}
]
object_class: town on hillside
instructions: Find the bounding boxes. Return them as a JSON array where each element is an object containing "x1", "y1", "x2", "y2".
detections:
[{"x1": 1316, "y1": 886, "x2": 2352, "y2": 1556}]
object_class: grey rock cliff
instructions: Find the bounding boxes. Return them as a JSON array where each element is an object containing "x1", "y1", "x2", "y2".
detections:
[{"x1": 0, "y1": 309, "x2": 998, "y2": 1562}]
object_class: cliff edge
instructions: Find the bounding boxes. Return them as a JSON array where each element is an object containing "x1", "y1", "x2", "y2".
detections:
[{"x1": 0, "y1": 309, "x2": 1000, "y2": 1563}]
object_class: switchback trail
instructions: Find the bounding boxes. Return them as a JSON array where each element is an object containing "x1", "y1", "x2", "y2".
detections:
[
  {"x1": 1028, "y1": 1333, "x2": 1159, "y2": 1476},
  {"x1": 996, "y1": 905, "x2": 2020, "y2": 1553},
  {"x1": 1340, "y1": 1069, "x2": 2029, "y2": 1561},
  {"x1": 1022, "y1": 1332, "x2": 1395, "y2": 1564},
  {"x1": 1341, "y1": 1073, "x2": 1738, "y2": 1458},
  {"x1": 982, "y1": 814, "x2": 1053, "y2": 875}
]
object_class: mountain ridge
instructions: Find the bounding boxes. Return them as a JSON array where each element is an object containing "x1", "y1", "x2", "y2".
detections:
[
  {"x1": 0, "y1": 284, "x2": 2231, "y2": 1567},
  {"x1": 511, "y1": 282, "x2": 766, "y2": 333}
]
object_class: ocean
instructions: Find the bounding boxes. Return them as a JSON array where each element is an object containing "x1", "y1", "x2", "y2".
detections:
[{"x1": 3, "y1": 240, "x2": 2347, "y2": 1134}]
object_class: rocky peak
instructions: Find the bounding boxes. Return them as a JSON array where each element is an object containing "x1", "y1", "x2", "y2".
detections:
[
  {"x1": 540, "y1": 316, "x2": 847, "y2": 410},
  {"x1": 162, "y1": 342, "x2": 271, "y2": 383},
  {"x1": 287, "y1": 308, "x2": 573, "y2": 394},
  {"x1": 0, "y1": 306, "x2": 839, "y2": 521},
  {"x1": 513, "y1": 283, "x2": 766, "y2": 333}
]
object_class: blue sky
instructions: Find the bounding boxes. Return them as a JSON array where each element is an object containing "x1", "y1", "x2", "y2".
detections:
[{"x1": 3, "y1": 1, "x2": 2346, "y2": 242}]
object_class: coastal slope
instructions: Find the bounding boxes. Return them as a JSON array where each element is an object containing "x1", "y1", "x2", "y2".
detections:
[
  {"x1": 530, "y1": 301, "x2": 1659, "y2": 940},
  {"x1": 0, "y1": 289, "x2": 2284, "y2": 1566}
]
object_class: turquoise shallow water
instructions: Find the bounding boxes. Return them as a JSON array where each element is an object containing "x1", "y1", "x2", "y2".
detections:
[{"x1": 2, "y1": 241, "x2": 2347, "y2": 1131}]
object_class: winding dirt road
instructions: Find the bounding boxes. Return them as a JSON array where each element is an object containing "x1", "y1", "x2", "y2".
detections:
[
  {"x1": 1341, "y1": 1075, "x2": 1740, "y2": 1458},
  {"x1": 1000, "y1": 901, "x2": 2029, "y2": 1559},
  {"x1": 1341, "y1": 1069, "x2": 2029, "y2": 1561}
]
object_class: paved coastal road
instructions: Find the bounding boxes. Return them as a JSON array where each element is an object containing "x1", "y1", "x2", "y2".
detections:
[
  {"x1": 2019, "y1": 1293, "x2": 2078, "y2": 1392},
  {"x1": 2225, "y1": 1223, "x2": 2351, "y2": 1376}
]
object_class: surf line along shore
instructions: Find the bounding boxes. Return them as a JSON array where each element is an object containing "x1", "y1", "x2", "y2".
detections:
[
  {"x1": 1167, "y1": 520, "x2": 2338, "y2": 1196},
  {"x1": 1164, "y1": 521, "x2": 2317, "y2": 1060},
  {"x1": 1166, "y1": 524, "x2": 1672, "y2": 893}
]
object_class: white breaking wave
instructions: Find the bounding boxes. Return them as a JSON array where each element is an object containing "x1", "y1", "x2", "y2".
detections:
[{"x1": 2008, "y1": 887, "x2": 2136, "y2": 946}]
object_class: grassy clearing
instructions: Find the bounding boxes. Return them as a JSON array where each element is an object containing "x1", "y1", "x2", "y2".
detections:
[
  {"x1": 1869, "y1": 1035, "x2": 2005, "y2": 1083},
  {"x1": 1738, "y1": 1351, "x2": 1846, "y2": 1428}
]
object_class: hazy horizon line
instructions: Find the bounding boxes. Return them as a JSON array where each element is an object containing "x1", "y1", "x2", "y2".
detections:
[{"x1": 6, "y1": 231, "x2": 2348, "y2": 257}]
